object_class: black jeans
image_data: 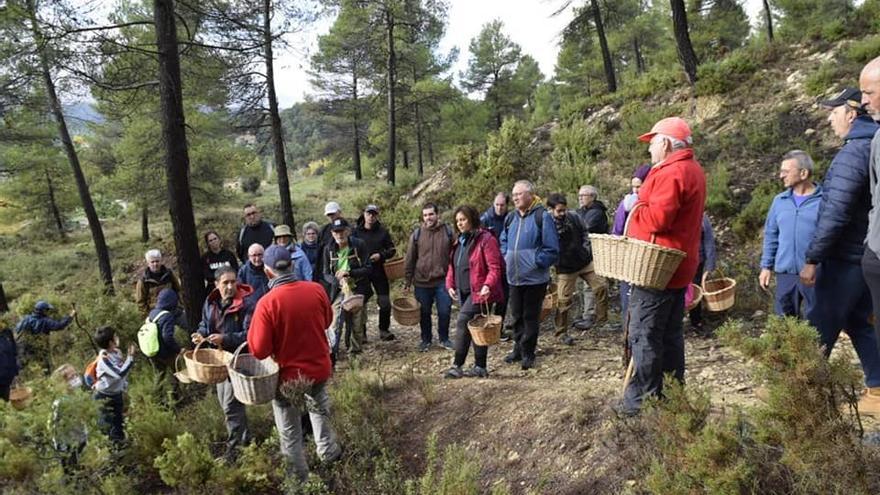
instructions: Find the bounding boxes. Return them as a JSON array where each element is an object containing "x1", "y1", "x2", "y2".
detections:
[
  {"x1": 509, "y1": 283, "x2": 548, "y2": 360},
  {"x1": 453, "y1": 293, "x2": 488, "y2": 368},
  {"x1": 362, "y1": 270, "x2": 392, "y2": 337},
  {"x1": 622, "y1": 286, "x2": 686, "y2": 413},
  {"x1": 95, "y1": 391, "x2": 125, "y2": 445},
  {"x1": 688, "y1": 263, "x2": 704, "y2": 327},
  {"x1": 0, "y1": 379, "x2": 10, "y2": 401}
]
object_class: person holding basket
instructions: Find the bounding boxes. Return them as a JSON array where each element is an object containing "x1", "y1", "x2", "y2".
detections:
[{"x1": 443, "y1": 205, "x2": 504, "y2": 379}]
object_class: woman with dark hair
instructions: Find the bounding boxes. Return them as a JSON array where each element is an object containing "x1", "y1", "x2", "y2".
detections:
[
  {"x1": 444, "y1": 205, "x2": 504, "y2": 379},
  {"x1": 201, "y1": 230, "x2": 239, "y2": 287}
]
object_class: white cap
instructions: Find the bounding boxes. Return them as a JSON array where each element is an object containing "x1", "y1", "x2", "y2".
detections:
[{"x1": 324, "y1": 201, "x2": 341, "y2": 215}]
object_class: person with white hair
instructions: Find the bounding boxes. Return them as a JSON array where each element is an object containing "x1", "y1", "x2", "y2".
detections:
[{"x1": 135, "y1": 248, "x2": 181, "y2": 316}]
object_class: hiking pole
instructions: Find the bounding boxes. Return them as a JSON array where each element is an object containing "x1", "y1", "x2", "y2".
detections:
[{"x1": 71, "y1": 303, "x2": 99, "y2": 353}]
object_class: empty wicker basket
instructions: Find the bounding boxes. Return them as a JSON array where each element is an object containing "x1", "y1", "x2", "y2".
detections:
[
  {"x1": 184, "y1": 340, "x2": 231, "y2": 384},
  {"x1": 392, "y1": 296, "x2": 420, "y2": 326},
  {"x1": 468, "y1": 304, "x2": 502, "y2": 346},
  {"x1": 384, "y1": 257, "x2": 405, "y2": 280},
  {"x1": 702, "y1": 270, "x2": 736, "y2": 312},
  {"x1": 228, "y1": 342, "x2": 279, "y2": 405}
]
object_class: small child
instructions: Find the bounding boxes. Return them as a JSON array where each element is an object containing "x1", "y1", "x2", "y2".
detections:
[{"x1": 93, "y1": 326, "x2": 135, "y2": 446}]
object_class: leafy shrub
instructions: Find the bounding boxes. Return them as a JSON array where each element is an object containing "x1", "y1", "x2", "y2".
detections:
[
  {"x1": 546, "y1": 119, "x2": 601, "y2": 194},
  {"x1": 846, "y1": 35, "x2": 880, "y2": 64},
  {"x1": 622, "y1": 69, "x2": 682, "y2": 100},
  {"x1": 697, "y1": 49, "x2": 759, "y2": 95},
  {"x1": 804, "y1": 61, "x2": 845, "y2": 97},
  {"x1": 732, "y1": 180, "x2": 778, "y2": 239},
  {"x1": 154, "y1": 432, "x2": 217, "y2": 491},
  {"x1": 240, "y1": 176, "x2": 260, "y2": 194},
  {"x1": 407, "y1": 433, "x2": 483, "y2": 495},
  {"x1": 705, "y1": 164, "x2": 734, "y2": 215}
]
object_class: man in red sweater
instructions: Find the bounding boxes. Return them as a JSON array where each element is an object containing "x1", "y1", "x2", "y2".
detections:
[
  {"x1": 247, "y1": 245, "x2": 341, "y2": 483},
  {"x1": 619, "y1": 117, "x2": 707, "y2": 416}
]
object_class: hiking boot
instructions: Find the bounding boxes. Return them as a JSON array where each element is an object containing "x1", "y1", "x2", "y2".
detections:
[
  {"x1": 858, "y1": 387, "x2": 880, "y2": 417},
  {"x1": 560, "y1": 335, "x2": 575, "y2": 346},
  {"x1": 521, "y1": 356, "x2": 535, "y2": 370},
  {"x1": 441, "y1": 340, "x2": 454, "y2": 351},
  {"x1": 444, "y1": 366, "x2": 463, "y2": 379},
  {"x1": 504, "y1": 350, "x2": 522, "y2": 364},
  {"x1": 418, "y1": 341, "x2": 431, "y2": 353},
  {"x1": 380, "y1": 332, "x2": 396, "y2": 341},
  {"x1": 574, "y1": 317, "x2": 593, "y2": 331},
  {"x1": 463, "y1": 365, "x2": 489, "y2": 378}
]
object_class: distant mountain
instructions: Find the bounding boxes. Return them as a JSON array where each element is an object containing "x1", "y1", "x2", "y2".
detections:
[{"x1": 63, "y1": 101, "x2": 103, "y2": 135}]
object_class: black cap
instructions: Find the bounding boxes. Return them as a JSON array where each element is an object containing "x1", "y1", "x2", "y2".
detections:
[
  {"x1": 820, "y1": 87, "x2": 865, "y2": 113},
  {"x1": 364, "y1": 204, "x2": 380, "y2": 214},
  {"x1": 330, "y1": 218, "x2": 350, "y2": 231}
]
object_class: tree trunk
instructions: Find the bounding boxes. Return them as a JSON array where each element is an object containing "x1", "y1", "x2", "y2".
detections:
[
  {"x1": 263, "y1": 0, "x2": 295, "y2": 229},
  {"x1": 141, "y1": 204, "x2": 149, "y2": 243},
  {"x1": 351, "y1": 72, "x2": 362, "y2": 181},
  {"x1": 27, "y1": 0, "x2": 113, "y2": 293},
  {"x1": 402, "y1": 149, "x2": 409, "y2": 170},
  {"x1": 670, "y1": 0, "x2": 699, "y2": 86},
  {"x1": 385, "y1": 10, "x2": 396, "y2": 185},
  {"x1": 427, "y1": 123, "x2": 434, "y2": 167},
  {"x1": 44, "y1": 168, "x2": 65, "y2": 239},
  {"x1": 633, "y1": 37, "x2": 646, "y2": 74},
  {"x1": 763, "y1": 0, "x2": 774, "y2": 41},
  {"x1": 154, "y1": 0, "x2": 207, "y2": 329},
  {"x1": 590, "y1": 0, "x2": 616, "y2": 93},
  {"x1": 415, "y1": 105, "x2": 424, "y2": 177}
]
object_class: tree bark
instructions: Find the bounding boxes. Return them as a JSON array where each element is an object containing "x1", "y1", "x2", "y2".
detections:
[
  {"x1": 633, "y1": 37, "x2": 646, "y2": 74},
  {"x1": 351, "y1": 71, "x2": 362, "y2": 180},
  {"x1": 141, "y1": 204, "x2": 149, "y2": 243},
  {"x1": 670, "y1": 0, "x2": 699, "y2": 86},
  {"x1": 154, "y1": 0, "x2": 206, "y2": 329},
  {"x1": 27, "y1": 0, "x2": 113, "y2": 293},
  {"x1": 263, "y1": 0, "x2": 295, "y2": 229},
  {"x1": 385, "y1": 9, "x2": 397, "y2": 185},
  {"x1": 426, "y1": 123, "x2": 434, "y2": 167},
  {"x1": 415, "y1": 104, "x2": 424, "y2": 177},
  {"x1": 763, "y1": 0, "x2": 774, "y2": 42},
  {"x1": 402, "y1": 148, "x2": 409, "y2": 170},
  {"x1": 44, "y1": 168, "x2": 66, "y2": 239},
  {"x1": 590, "y1": 0, "x2": 616, "y2": 93}
]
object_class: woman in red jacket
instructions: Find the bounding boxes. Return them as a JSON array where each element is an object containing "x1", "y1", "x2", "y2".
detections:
[{"x1": 444, "y1": 205, "x2": 505, "y2": 378}]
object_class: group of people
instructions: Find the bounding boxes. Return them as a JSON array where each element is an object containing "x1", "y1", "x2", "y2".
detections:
[{"x1": 11, "y1": 54, "x2": 880, "y2": 487}]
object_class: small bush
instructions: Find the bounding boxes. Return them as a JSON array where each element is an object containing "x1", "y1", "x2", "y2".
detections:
[
  {"x1": 846, "y1": 35, "x2": 880, "y2": 64},
  {"x1": 697, "y1": 50, "x2": 759, "y2": 96},
  {"x1": 240, "y1": 176, "x2": 260, "y2": 194},
  {"x1": 705, "y1": 164, "x2": 734, "y2": 216},
  {"x1": 407, "y1": 433, "x2": 483, "y2": 495},
  {"x1": 804, "y1": 61, "x2": 844, "y2": 97},
  {"x1": 546, "y1": 119, "x2": 601, "y2": 194},
  {"x1": 732, "y1": 180, "x2": 778, "y2": 239},
  {"x1": 154, "y1": 432, "x2": 217, "y2": 491}
]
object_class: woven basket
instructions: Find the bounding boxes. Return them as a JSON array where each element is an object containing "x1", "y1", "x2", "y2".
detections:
[
  {"x1": 184, "y1": 340, "x2": 231, "y2": 384},
  {"x1": 702, "y1": 270, "x2": 736, "y2": 312},
  {"x1": 174, "y1": 353, "x2": 192, "y2": 384},
  {"x1": 227, "y1": 342, "x2": 279, "y2": 405},
  {"x1": 392, "y1": 296, "x2": 420, "y2": 326},
  {"x1": 540, "y1": 291, "x2": 556, "y2": 322},
  {"x1": 10, "y1": 386, "x2": 32, "y2": 410},
  {"x1": 686, "y1": 283, "x2": 703, "y2": 312},
  {"x1": 467, "y1": 304, "x2": 502, "y2": 346},
  {"x1": 589, "y1": 205, "x2": 686, "y2": 290},
  {"x1": 384, "y1": 257, "x2": 405, "y2": 280},
  {"x1": 342, "y1": 294, "x2": 364, "y2": 312}
]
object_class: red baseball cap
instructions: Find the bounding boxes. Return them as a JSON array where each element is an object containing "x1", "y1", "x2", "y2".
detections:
[{"x1": 638, "y1": 117, "x2": 692, "y2": 143}]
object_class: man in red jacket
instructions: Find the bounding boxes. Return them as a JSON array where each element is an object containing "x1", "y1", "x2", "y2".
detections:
[
  {"x1": 619, "y1": 117, "x2": 707, "y2": 416},
  {"x1": 247, "y1": 245, "x2": 341, "y2": 483}
]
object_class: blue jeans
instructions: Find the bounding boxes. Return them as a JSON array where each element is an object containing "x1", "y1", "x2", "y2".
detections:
[
  {"x1": 774, "y1": 272, "x2": 815, "y2": 318},
  {"x1": 807, "y1": 258, "x2": 880, "y2": 387},
  {"x1": 414, "y1": 284, "x2": 452, "y2": 344}
]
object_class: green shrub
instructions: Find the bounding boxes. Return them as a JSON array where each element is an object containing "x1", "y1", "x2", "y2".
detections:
[
  {"x1": 697, "y1": 49, "x2": 759, "y2": 95},
  {"x1": 804, "y1": 61, "x2": 844, "y2": 97},
  {"x1": 240, "y1": 176, "x2": 260, "y2": 193},
  {"x1": 732, "y1": 180, "x2": 778, "y2": 239},
  {"x1": 846, "y1": 35, "x2": 880, "y2": 64},
  {"x1": 546, "y1": 119, "x2": 601, "y2": 194},
  {"x1": 622, "y1": 69, "x2": 682, "y2": 100},
  {"x1": 705, "y1": 164, "x2": 734, "y2": 215},
  {"x1": 154, "y1": 432, "x2": 217, "y2": 491},
  {"x1": 407, "y1": 433, "x2": 483, "y2": 495}
]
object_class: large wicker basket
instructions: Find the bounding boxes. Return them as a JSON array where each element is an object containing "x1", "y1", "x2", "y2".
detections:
[
  {"x1": 184, "y1": 340, "x2": 231, "y2": 384},
  {"x1": 702, "y1": 270, "x2": 736, "y2": 312},
  {"x1": 10, "y1": 386, "x2": 32, "y2": 410},
  {"x1": 589, "y1": 205, "x2": 686, "y2": 290},
  {"x1": 392, "y1": 296, "x2": 420, "y2": 326},
  {"x1": 384, "y1": 257, "x2": 405, "y2": 280},
  {"x1": 228, "y1": 342, "x2": 279, "y2": 405},
  {"x1": 467, "y1": 303, "x2": 502, "y2": 346}
]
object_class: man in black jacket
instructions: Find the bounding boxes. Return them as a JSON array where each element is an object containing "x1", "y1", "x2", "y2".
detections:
[
  {"x1": 353, "y1": 205, "x2": 397, "y2": 342},
  {"x1": 548, "y1": 193, "x2": 608, "y2": 343},
  {"x1": 235, "y1": 204, "x2": 275, "y2": 262},
  {"x1": 323, "y1": 219, "x2": 373, "y2": 359},
  {"x1": 574, "y1": 185, "x2": 610, "y2": 330}
]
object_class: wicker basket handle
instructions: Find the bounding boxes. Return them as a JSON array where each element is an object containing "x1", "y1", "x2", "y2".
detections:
[
  {"x1": 175, "y1": 352, "x2": 184, "y2": 373},
  {"x1": 193, "y1": 338, "x2": 206, "y2": 363},
  {"x1": 622, "y1": 203, "x2": 657, "y2": 244},
  {"x1": 231, "y1": 341, "x2": 249, "y2": 370},
  {"x1": 701, "y1": 268, "x2": 725, "y2": 288}
]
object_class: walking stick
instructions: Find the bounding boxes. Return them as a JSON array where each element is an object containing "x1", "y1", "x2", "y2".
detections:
[{"x1": 71, "y1": 303, "x2": 99, "y2": 353}]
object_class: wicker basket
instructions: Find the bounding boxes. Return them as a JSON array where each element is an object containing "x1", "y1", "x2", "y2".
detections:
[
  {"x1": 184, "y1": 340, "x2": 231, "y2": 384},
  {"x1": 174, "y1": 353, "x2": 192, "y2": 384},
  {"x1": 228, "y1": 342, "x2": 279, "y2": 405},
  {"x1": 384, "y1": 257, "x2": 405, "y2": 280},
  {"x1": 392, "y1": 296, "x2": 420, "y2": 326},
  {"x1": 540, "y1": 290, "x2": 557, "y2": 322},
  {"x1": 10, "y1": 386, "x2": 32, "y2": 410},
  {"x1": 342, "y1": 294, "x2": 364, "y2": 312},
  {"x1": 686, "y1": 283, "x2": 703, "y2": 312},
  {"x1": 589, "y1": 204, "x2": 685, "y2": 289},
  {"x1": 702, "y1": 270, "x2": 736, "y2": 312},
  {"x1": 467, "y1": 304, "x2": 502, "y2": 346}
]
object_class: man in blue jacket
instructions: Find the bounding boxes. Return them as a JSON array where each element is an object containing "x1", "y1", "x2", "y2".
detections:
[
  {"x1": 500, "y1": 180, "x2": 559, "y2": 370},
  {"x1": 15, "y1": 300, "x2": 75, "y2": 375},
  {"x1": 192, "y1": 266, "x2": 256, "y2": 461},
  {"x1": 759, "y1": 151, "x2": 821, "y2": 317},
  {"x1": 799, "y1": 88, "x2": 880, "y2": 417}
]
